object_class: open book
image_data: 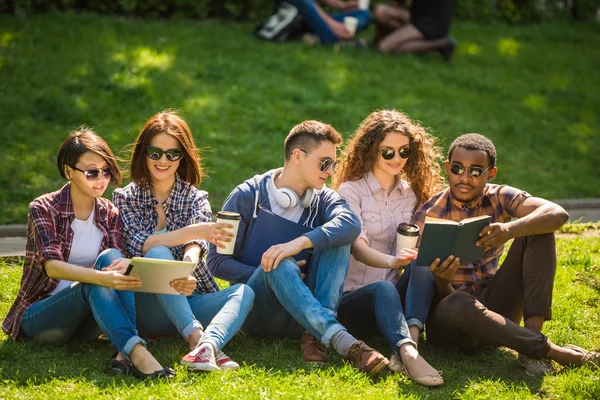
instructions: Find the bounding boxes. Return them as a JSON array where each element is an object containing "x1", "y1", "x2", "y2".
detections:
[{"x1": 415, "y1": 215, "x2": 492, "y2": 266}]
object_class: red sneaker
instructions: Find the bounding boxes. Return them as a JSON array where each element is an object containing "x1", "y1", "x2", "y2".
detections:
[
  {"x1": 216, "y1": 351, "x2": 240, "y2": 371},
  {"x1": 180, "y1": 344, "x2": 220, "y2": 372}
]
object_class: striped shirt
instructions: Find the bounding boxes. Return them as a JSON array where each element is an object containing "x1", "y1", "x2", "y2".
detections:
[
  {"x1": 411, "y1": 184, "x2": 530, "y2": 288},
  {"x1": 337, "y1": 172, "x2": 418, "y2": 292},
  {"x1": 112, "y1": 176, "x2": 219, "y2": 293},
  {"x1": 2, "y1": 183, "x2": 122, "y2": 340}
]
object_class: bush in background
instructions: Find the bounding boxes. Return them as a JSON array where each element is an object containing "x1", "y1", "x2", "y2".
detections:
[{"x1": 0, "y1": 0, "x2": 599, "y2": 23}]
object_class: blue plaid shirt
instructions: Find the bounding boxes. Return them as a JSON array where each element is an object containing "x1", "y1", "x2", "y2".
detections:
[{"x1": 113, "y1": 176, "x2": 218, "y2": 293}]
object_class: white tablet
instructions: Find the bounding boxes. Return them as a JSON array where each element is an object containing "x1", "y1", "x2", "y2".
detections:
[{"x1": 124, "y1": 257, "x2": 195, "y2": 295}]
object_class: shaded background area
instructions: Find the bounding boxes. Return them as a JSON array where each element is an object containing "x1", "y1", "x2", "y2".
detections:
[{"x1": 0, "y1": 14, "x2": 599, "y2": 224}]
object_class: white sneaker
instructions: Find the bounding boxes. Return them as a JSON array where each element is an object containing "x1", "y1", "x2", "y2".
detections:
[{"x1": 216, "y1": 351, "x2": 240, "y2": 371}]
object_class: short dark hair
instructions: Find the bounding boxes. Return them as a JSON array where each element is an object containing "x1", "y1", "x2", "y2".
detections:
[
  {"x1": 284, "y1": 120, "x2": 342, "y2": 160},
  {"x1": 129, "y1": 111, "x2": 205, "y2": 188},
  {"x1": 57, "y1": 128, "x2": 121, "y2": 185},
  {"x1": 448, "y1": 133, "x2": 497, "y2": 168}
]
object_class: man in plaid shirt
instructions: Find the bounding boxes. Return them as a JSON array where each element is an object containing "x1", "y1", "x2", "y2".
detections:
[{"x1": 412, "y1": 133, "x2": 599, "y2": 376}]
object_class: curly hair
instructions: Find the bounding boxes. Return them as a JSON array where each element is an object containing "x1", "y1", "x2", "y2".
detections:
[{"x1": 332, "y1": 109, "x2": 444, "y2": 208}]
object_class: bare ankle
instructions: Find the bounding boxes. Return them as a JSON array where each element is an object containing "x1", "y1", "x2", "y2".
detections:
[
  {"x1": 188, "y1": 328, "x2": 203, "y2": 350},
  {"x1": 408, "y1": 326, "x2": 420, "y2": 343}
]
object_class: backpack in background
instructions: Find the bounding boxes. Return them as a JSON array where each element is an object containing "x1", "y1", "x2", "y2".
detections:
[{"x1": 254, "y1": 2, "x2": 305, "y2": 42}]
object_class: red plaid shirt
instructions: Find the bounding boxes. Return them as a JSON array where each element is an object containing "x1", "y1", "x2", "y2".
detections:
[
  {"x1": 2, "y1": 183, "x2": 122, "y2": 340},
  {"x1": 412, "y1": 184, "x2": 530, "y2": 289}
]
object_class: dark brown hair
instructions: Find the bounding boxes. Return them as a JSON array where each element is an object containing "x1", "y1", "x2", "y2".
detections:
[
  {"x1": 57, "y1": 128, "x2": 121, "y2": 185},
  {"x1": 332, "y1": 109, "x2": 444, "y2": 208},
  {"x1": 284, "y1": 120, "x2": 342, "y2": 160},
  {"x1": 129, "y1": 111, "x2": 205, "y2": 187}
]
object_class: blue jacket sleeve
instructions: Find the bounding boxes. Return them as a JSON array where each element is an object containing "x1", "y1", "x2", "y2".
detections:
[
  {"x1": 304, "y1": 188, "x2": 361, "y2": 252},
  {"x1": 206, "y1": 185, "x2": 258, "y2": 284}
]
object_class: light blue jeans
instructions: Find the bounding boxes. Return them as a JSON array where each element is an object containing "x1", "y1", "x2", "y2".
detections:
[
  {"x1": 285, "y1": 0, "x2": 372, "y2": 44},
  {"x1": 243, "y1": 244, "x2": 350, "y2": 345},
  {"x1": 20, "y1": 249, "x2": 144, "y2": 361},
  {"x1": 337, "y1": 263, "x2": 435, "y2": 353},
  {"x1": 135, "y1": 246, "x2": 254, "y2": 352}
]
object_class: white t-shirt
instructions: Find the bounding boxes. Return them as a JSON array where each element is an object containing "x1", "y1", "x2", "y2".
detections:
[
  {"x1": 51, "y1": 209, "x2": 103, "y2": 295},
  {"x1": 267, "y1": 170, "x2": 304, "y2": 223}
]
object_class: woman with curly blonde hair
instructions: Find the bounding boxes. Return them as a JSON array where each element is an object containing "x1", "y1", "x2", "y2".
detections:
[{"x1": 332, "y1": 109, "x2": 444, "y2": 386}]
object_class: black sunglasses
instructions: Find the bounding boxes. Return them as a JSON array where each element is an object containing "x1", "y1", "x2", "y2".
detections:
[
  {"x1": 299, "y1": 149, "x2": 337, "y2": 172},
  {"x1": 450, "y1": 163, "x2": 493, "y2": 178},
  {"x1": 146, "y1": 146, "x2": 184, "y2": 162},
  {"x1": 71, "y1": 166, "x2": 112, "y2": 181},
  {"x1": 380, "y1": 147, "x2": 412, "y2": 160}
]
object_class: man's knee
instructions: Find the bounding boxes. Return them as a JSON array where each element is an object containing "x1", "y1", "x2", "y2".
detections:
[
  {"x1": 435, "y1": 291, "x2": 478, "y2": 321},
  {"x1": 267, "y1": 258, "x2": 301, "y2": 283}
]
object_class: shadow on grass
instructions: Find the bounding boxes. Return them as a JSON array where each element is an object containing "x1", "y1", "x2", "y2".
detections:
[{"x1": 0, "y1": 331, "x2": 545, "y2": 398}]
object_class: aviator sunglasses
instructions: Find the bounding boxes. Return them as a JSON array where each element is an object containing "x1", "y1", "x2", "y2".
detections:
[
  {"x1": 450, "y1": 163, "x2": 493, "y2": 178},
  {"x1": 380, "y1": 147, "x2": 412, "y2": 160},
  {"x1": 299, "y1": 149, "x2": 337, "y2": 172},
  {"x1": 71, "y1": 166, "x2": 112, "y2": 181},
  {"x1": 146, "y1": 146, "x2": 184, "y2": 162}
]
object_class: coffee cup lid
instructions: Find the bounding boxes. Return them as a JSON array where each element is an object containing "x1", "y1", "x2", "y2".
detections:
[
  {"x1": 396, "y1": 222, "x2": 420, "y2": 236},
  {"x1": 216, "y1": 211, "x2": 241, "y2": 221}
]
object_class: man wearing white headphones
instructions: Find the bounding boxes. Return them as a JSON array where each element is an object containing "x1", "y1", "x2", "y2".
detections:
[{"x1": 207, "y1": 120, "x2": 390, "y2": 377}]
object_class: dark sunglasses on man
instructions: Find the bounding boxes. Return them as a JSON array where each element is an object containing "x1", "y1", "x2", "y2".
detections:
[
  {"x1": 70, "y1": 166, "x2": 112, "y2": 181},
  {"x1": 299, "y1": 149, "x2": 337, "y2": 172},
  {"x1": 146, "y1": 146, "x2": 184, "y2": 162},
  {"x1": 449, "y1": 163, "x2": 493, "y2": 178}
]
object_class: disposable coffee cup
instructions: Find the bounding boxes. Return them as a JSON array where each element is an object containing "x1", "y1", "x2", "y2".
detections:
[
  {"x1": 216, "y1": 211, "x2": 241, "y2": 255},
  {"x1": 395, "y1": 222, "x2": 420, "y2": 255},
  {"x1": 358, "y1": 0, "x2": 370, "y2": 10},
  {"x1": 343, "y1": 16, "x2": 358, "y2": 37}
]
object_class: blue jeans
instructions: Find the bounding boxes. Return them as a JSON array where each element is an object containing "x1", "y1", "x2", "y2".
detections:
[
  {"x1": 20, "y1": 249, "x2": 144, "y2": 361},
  {"x1": 337, "y1": 263, "x2": 435, "y2": 353},
  {"x1": 243, "y1": 244, "x2": 350, "y2": 345},
  {"x1": 136, "y1": 246, "x2": 254, "y2": 352},
  {"x1": 286, "y1": 0, "x2": 371, "y2": 44}
]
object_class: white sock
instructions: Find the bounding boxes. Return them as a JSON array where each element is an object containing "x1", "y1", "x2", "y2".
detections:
[{"x1": 330, "y1": 331, "x2": 359, "y2": 357}]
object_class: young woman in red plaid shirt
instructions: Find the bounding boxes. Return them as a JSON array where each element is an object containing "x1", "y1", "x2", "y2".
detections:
[{"x1": 2, "y1": 129, "x2": 174, "y2": 380}]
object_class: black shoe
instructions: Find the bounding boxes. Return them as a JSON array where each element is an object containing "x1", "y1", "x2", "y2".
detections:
[
  {"x1": 131, "y1": 365, "x2": 176, "y2": 380},
  {"x1": 440, "y1": 37, "x2": 456, "y2": 62},
  {"x1": 107, "y1": 358, "x2": 132, "y2": 375}
]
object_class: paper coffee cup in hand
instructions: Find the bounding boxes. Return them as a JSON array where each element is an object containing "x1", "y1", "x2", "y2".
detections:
[
  {"x1": 358, "y1": 0, "x2": 370, "y2": 10},
  {"x1": 343, "y1": 16, "x2": 359, "y2": 37},
  {"x1": 216, "y1": 211, "x2": 241, "y2": 255},
  {"x1": 395, "y1": 222, "x2": 420, "y2": 256}
]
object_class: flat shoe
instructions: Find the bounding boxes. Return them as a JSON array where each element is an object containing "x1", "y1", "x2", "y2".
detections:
[
  {"x1": 131, "y1": 365, "x2": 176, "y2": 380},
  {"x1": 107, "y1": 358, "x2": 132, "y2": 375},
  {"x1": 395, "y1": 357, "x2": 444, "y2": 387}
]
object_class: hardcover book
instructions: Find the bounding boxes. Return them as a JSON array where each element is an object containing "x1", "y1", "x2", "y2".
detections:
[{"x1": 415, "y1": 215, "x2": 492, "y2": 266}]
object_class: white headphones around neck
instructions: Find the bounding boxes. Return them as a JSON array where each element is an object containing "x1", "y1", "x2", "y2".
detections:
[{"x1": 268, "y1": 176, "x2": 317, "y2": 208}]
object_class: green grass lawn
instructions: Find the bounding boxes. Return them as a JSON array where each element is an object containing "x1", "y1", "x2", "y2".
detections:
[
  {"x1": 1, "y1": 232, "x2": 599, "y2": 399},
  {"x1": 0, "y1": 14, "x2": 599, "y2": 224}
]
